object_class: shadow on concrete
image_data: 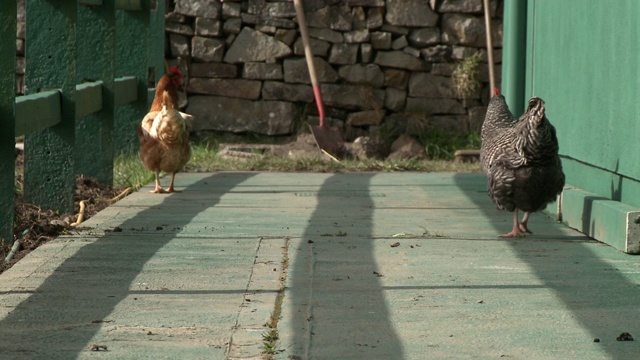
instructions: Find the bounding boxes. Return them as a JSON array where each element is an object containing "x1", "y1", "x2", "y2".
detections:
[
  {"x1": 454, "y1": 173, "x2": 640, "y2": 359},
  {"x1": 0, "y1": 173, "x2": 255, "y2": 358},
  {"x1": 284, "y1": 173, "x2": 405, "y2": 359}
]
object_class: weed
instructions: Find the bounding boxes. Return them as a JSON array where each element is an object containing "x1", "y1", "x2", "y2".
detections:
[{"x1": 452, "y1": 52, "x2": 482, "y2": 100}]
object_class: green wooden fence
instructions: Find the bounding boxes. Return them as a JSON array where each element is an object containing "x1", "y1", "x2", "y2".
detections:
[
  {"x1": 0, "y1": 0, "x2": 166, "y2": 245},
  {"x1": 502, "y1": 0, "x2": 640, "y2": 253}
]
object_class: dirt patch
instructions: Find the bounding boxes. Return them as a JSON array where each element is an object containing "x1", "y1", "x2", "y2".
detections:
[{"x1": 2, "y1": 152, "x2": 128, "y2": 274}]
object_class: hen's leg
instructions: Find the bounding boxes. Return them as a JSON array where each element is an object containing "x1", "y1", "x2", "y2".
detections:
[
  {"x1": 519, "y1": 212, "x2": 533, "y2": 234},
  {"x1": 500, "y1": 210, "x2": 525, "y2": 238},
  {"x1": 165, "y1": 172, "x2": 178, "y2": 193},
  {"x1": 150, "y1": 171, "x2": 167, "y2": 193}
]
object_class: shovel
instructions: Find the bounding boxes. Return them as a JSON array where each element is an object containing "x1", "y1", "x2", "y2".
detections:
[{"x1": 293, "y1": 0, "x2": 343, "y2": 159}]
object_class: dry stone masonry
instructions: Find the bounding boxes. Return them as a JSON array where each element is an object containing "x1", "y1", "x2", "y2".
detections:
[{"x1": 167, "y1": 0, "x2": 503, "y2": 140}]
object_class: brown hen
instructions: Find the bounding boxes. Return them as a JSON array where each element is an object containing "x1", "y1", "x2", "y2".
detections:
[{"x1": 138, "y1": 67, "x2": 192, "y2": 193}]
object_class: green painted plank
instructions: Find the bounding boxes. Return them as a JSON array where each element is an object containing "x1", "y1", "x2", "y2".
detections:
[
  {"x1": 149, "y1": 0, "x2": 166, "y2": 88},
  {"x1": 114, "y1": 1, "x2": 150, "y2": 153},
  {"x1": 114, "y1": 76, "x2": 138, "y2": 105},
  {"x1": 562, "y1": 187, "x2": 640, "y2": 254},
  {"x1": 0, "y1": 1, "x2": 17, "y2": 244},
  {"x1": 116, "y1": 0, "x2": 141, "y2": 11},
  {"x1": 75, "y1": 81, "x2": 103, "y2": 119},
  {"x1": 15, "y1": 91, "x2": 61, "y2": 137},
  {"x1": 79, "y1": 0, "x2": 103, "y2": 5},
  {"x1": 24, "y1": 0, "x2": 77, "y2": 213},
  {"x1": 525, "y1": 1, "x2": 640, "y2": 193},
  {"x1": 501, "y1": 0, "x2": 527, "y2": 115},
  {"x1": 76, "y1": 1, "x2": 116, "y2": 184}
]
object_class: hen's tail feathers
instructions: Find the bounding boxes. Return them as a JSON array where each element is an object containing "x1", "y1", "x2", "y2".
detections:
[{"x1": 526, "y1": 97, "x2": 545, "y2": 126}]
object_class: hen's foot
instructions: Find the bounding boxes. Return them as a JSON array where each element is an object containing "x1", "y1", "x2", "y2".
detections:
[
  {"x1": 163, "y1": 188, "x2": 182, "y2": 193},
  {"x1": 499, "y1": 229, "x2": 525, "y2": 238},
  {"x1": 518, "y1": 222, "x2": 533, "y2": 234},
  {"x1": 149, "y1": 187, "x2": 168, "y2": 194}
]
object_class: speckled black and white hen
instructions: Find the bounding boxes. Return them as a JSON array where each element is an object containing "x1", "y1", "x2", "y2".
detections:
[{"x1": 481, "y1": 90, "x2": 565, "y2": 237}]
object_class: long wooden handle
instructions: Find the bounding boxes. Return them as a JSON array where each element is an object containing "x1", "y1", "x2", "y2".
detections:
[
  {"x1": 483, "y1": 0, "x2": 496, "y2": 95},
  {"x1": 293, "y1": 0, "x2": 325, "y2": 124}
]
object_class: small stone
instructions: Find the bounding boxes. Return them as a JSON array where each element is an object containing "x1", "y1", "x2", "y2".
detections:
[
  {"x1": 616, "y1": 332, "x2": 634, "y2": 341},
  {"x1": 593, "y1": 338, "x2": 600, "y2": 343}
]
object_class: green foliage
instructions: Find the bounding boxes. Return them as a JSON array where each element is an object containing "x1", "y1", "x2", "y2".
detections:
[{"x1": 452, "y1": 52, "x2": 482, "y2": 99}]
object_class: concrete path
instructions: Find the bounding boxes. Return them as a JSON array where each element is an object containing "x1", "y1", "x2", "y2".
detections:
[{"x1": 1, "y1": 172, "x2": 639, "y2": 359}]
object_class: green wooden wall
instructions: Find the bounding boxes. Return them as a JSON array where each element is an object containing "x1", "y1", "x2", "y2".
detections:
[{"x1": 521, "y1": 0, "x2": 640, "y2": 207}]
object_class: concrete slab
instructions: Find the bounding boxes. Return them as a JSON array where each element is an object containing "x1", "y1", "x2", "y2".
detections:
[{"x1": 1, "y1": 172, "x2": 639, "y2": 360}]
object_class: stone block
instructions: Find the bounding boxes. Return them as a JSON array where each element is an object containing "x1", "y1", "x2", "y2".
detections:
[
  {"x1": 224, "y1": 28, "x2": 292, "y2": 63},
  {"x1": 243, "y1": 63, "x2": 284, "y2": 80},
  {"x1": 344, "y1": 29, "x2": 370, "y2": 43},
  {"x1": 383, "y1": 69, "x2": 410, "y2": 89},
  {"x1": 320, "y1": 84, "x2": 384, "y2": 110},
  {"x1": 222, "y1": 1, "x2": 241, "y2": 18},
  {"x1": 190, "y1": 63, "x2": 238, "y2": 78},
  {"x1": 283, "y1": 57, "x2": 339, "y2": 84},
  {"x1": 347, "y1": 110, "x2": 385, "y2": 127},
  {"x1": 366, "y1": 7, "x2": 384, "y2": 29},
  {"x1": 438, "y1": 0, "x2": 484, "y2": 13},
  {"x1": 223, "y1": 18, "x2": 242, "y2": 34},
  {"x1": 328, "y1": 43, "x2": 359, "y2": 65},
  {"x1": 175, "y1": 0, "x2": 221, "y2": 19},
  {"x1": 262, "y1": 81, "x2": 314, "y2": 102},
  {"x1": 187, "y1": 78, "x2": 262, "y2": 100},
  {"x1": 360, "y1": 43, "x2": 373, "y2": 63},
  {"x1": 169, "y1": 34, "x2": 190, "y2": 57},
  {"x1": 391, "y1": 35, "x2": 408, "y2": 50},
  {"x1": 421, "y1": 45, "x2": 452, "y2": 62},
  {"x1": 293, "y1": 37, "x2": 331, "y2": 57},
  {"x1": 370, "y1": 31, "x2": 392, "y2": 49},
  {"x1": 384, "y1": 88, "x2": 406, "y2": 111},
  {"x1": 386, "y1": 0, "x2": 438, "y2": 27},
  {"x1": 408, "y1": 73, "x2": 455, "y2": 98},
  {"x1": 187, "y1": 96, "x2": 295, "y2": 135},
  {"x1": 166, "y1": 22, "x2": 194, "y2": 36},
  {"x1": 306, "y1": 5, "x2": 353, "y2": 31},
  {"x1": 405, "y1": 97, "x2": 466, "y2": 115},
  {"x1": 195, "y1": 17, "x2": 221, "y2": 37},
  {"x1": 338, "y1": 64, "x2": 384, "y2": 87},
  {"x1": 408, "y1": 28, "x2": 440, "y2": 48},
  {"x1": 374, "y1": 51, "x2": 427, "y2": 71},
  {"x1": 308, "y1": 28, "x2": 344, "y2": 43},
  {"x1": 192, "y1": 36, "x2": 225, "y2": 62}
]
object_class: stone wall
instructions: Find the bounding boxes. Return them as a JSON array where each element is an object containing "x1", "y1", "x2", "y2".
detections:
[{"x1": 168, "y1": 0, "x2": 503, "y2": 141}]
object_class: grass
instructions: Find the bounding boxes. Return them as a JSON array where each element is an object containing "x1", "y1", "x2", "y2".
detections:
[
  {"x1": 114, "y1": 139, "x2": 481, "y2": 188},
  {"x1": 452, "y1": 51, "x2": 482, "y2": 100}
]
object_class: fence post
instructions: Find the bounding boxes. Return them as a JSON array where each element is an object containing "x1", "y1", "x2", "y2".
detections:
[
  {"x1": 76, "y1": 1, "x2": 116, "y2": 185},
  {"x1": 114, "y1": 0, "x2": 151, "y2": 154},
  {"x1": 23, "y1": 0, "x2": 77, "y2": 214},
  {"x1": 150, "y1": 0, "x2": 167, "y2": 86},
  {"x1": 0, "y1": 1, "x2": 17, "y2": 245}
]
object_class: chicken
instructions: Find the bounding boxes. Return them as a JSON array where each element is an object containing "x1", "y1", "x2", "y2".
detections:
[
  {"x1": 138, "y1": 67, "x2": 191, "y2": 194},
  {"x1": 481, "y1": 90, "x2": 565, "y2": 237}
]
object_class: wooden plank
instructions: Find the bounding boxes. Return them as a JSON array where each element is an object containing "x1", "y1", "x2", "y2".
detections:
[
  {"x1": 76, "y1": 0, "x2": 116, "y2": 184},
  {"x1": 114, "y1": 1, "x2": 150, "y2": 152},
  {"x1": 116, "y1": 0, "x2": 141, "y2": 11},
  {"x1": 79, "y1": 0, "x2": 104, "y2": 5},
  {"x1": 15, "y1": 91, "x2": 62, "y2": 137},
  {"x1": 0, "y1": 0, "x2": 17, "y2": 244},
  {"x1": 24, "y1": 0, "x2": 77, "y2": 213},
  {"x1": 75, "y1": 81, "x2": 103, "y2": 119},
  {"x1": 149, "y1": 0, "x2": 166, "y2": 89},
  {"x1": 114, "y1": 76, "x2": 138, "y2": 105}
]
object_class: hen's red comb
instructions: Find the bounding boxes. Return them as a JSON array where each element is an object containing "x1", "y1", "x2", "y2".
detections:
[
  {"x1": 169, "y1": 66, "x2": 182, "y2": 76},
  {"x1": 494, "y1": 87, "x2": 500, "y2": 96}
]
